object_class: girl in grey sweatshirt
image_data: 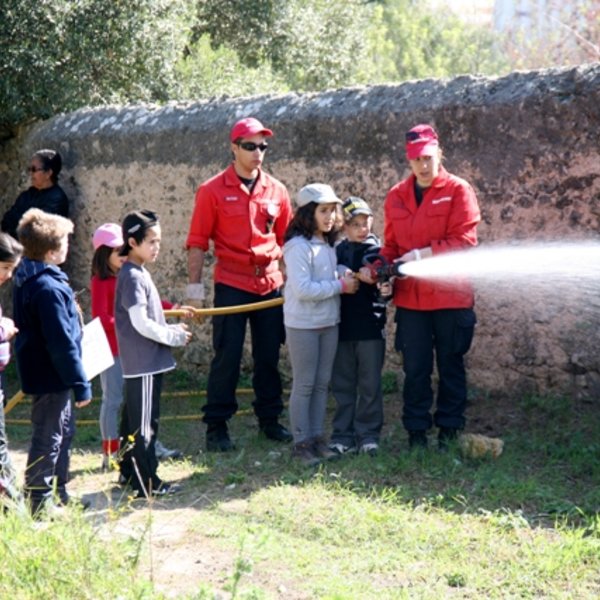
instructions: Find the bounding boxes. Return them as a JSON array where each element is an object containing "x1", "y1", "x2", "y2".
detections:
[{"x1": 282, "y1": 184, "x2": 358, "y2": 467}]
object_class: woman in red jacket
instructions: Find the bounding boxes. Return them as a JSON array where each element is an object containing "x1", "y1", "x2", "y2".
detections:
[{"x1": 381, "y1": 124, "x2": 481, "y2": 450}]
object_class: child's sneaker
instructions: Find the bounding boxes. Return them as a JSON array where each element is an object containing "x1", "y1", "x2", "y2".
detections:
[
  {"x1": 328, "y1": 442, "x2": 357, "y2": 456},
  {"x1": 359, "y1": 442, "x2": 379, "y2": 457},
  {"x1": 133, "y1": 482, "x2": 182, "y2": 499},
  {"x1": 291, "y1": 441, "x2": 321, "y2": 467},
  {"x1": 312, "y1": 437, "x2": 340, "y2": 461},
  {"x1": 155, "y1": 439, "x2": 183, "y2": 460},
  {"x1": 152, "y1": 482, "x2": 182, "y2": 497}
]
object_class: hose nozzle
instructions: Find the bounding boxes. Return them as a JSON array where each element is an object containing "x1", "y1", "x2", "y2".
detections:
[{"x1": 362, "y1": 253, "x2": 406, "y2": 282}]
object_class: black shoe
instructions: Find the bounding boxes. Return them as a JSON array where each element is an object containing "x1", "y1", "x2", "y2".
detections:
[
  {"x1": 259, "y1": 420, "x2": 293, "y2": 443},
  {"x1": 438, "y1": 427, "x2": 459, "y2": 452},
  {"x1": 206, "y1": 423, "x2": 235, "y2": 452},
  {"x1": 408, "y1": 430, "x2": 428, "y2": 450}
]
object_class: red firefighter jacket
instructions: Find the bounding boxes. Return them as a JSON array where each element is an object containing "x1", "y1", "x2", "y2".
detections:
[
  {"x1": 186, "y1": 164, "x2": 292, "y2": 295},
  {"x1": 381, "y1": 166, "x2": 480, "y2": 310}
]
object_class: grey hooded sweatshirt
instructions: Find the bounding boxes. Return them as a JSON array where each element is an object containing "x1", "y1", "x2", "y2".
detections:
[{"x1": 283, "y1": 235, "x2": 343, "y2": 329}]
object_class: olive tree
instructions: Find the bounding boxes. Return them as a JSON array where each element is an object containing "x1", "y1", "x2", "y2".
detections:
[
  {"x1": 191, "y1": 0, "x2": 381, "y2": 91},
  {"x1": 0, "y1": 0, "x2": 192, "y2": 136}
]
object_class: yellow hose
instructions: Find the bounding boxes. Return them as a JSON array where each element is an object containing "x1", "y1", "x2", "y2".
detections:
[
  {"x1": 4, "y1": 390, "x2": 25, "y2": 415},
  {"x1": 5, "y1": 394, "x2": 290, "y2": 426},
  {"x1": 6, "y1": 297, "x2": 285, "y2": 416},
  {"x1": 164, "y1": 296, "x2": 284, "y2": 318}
]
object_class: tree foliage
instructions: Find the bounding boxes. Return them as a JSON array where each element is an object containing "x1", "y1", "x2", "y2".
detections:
[
  {"x1": 4, "y1": 0, "x2": 559, "y2": 136},
  {"x1": 174, "y1": 34, "x2": 288, "y2": 100},
  {"x1": 0, "y1": 0, "x2": 192, "y2": 135},
  {"x1": 188, "y1": 0, "x2": 509, "y2": 92},
  {"x1": 191, "y1": 0, "x2": 379, "y2": 92},
  {"x1": 377, "y1": 0, "x2": 509, "y2": 80}
]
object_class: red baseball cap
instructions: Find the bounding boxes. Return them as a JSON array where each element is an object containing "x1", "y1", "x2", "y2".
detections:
[
  {"x1": 405, "y1": 124, "x2": 439, "y2": 160},
  {"x1": 230, "y1": 117, "x2": 273, "y2": 142}
]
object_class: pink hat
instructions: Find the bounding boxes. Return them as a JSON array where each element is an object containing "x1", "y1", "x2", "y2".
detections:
[
  {"x1": 405, "y1": 124, "x2": 439, "y2": 160},
  {"x1": 93, "y1": 223, "x2": 123, "y2": 250},
  {"x1": 230, "y1": 117, "x2": 273, "y2": 142}
]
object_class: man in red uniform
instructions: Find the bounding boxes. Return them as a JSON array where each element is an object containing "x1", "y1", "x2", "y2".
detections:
[
  {"x1": 380, "y1": 124, "x2": 481, "y2": 450},
  {"x1": 186, "y1": 117, "x2": 293, "y2": 451}
]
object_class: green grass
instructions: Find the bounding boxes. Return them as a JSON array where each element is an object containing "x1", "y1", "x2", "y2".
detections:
[
  {"x1": 2, "y1": 374, "x2": 600, "y2": 598},
  {"x1": 0, "y1": 505, "x2": 154, "y2": 598}
]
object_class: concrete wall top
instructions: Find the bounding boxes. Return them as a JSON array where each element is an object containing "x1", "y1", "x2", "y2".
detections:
[{"x1": 25, "y1": 63, "x2": 600, "y2": 174}]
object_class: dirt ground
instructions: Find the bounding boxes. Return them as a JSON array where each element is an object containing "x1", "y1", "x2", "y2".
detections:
[{"x1": 9, "y1": 445, "x2": 281, "y2": 599}]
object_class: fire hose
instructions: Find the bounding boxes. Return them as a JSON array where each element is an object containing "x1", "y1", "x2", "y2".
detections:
[
  {"x1": 5, "y1": 296, "x2": 285, "y2": 416},
  {"x1": 163, "y1": 296, "x2": 283, "y2": 319}
]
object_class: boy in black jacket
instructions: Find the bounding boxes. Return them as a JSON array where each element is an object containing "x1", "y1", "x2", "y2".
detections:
[{"x1": 330, "y1": 197, "x2": 390, "y2": 456}]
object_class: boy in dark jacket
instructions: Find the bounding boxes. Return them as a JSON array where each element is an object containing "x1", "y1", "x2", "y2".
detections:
[
  {"x1": 13, "y1": 208, "x2": 91, "y2": 515},
  {"x1": 329, "y1": 197, "x2": 390, "y2": 456}
]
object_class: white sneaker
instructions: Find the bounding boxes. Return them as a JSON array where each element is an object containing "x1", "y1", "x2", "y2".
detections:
[
  {"x1": 359, "y1": 442, "x2": 379, "y2": 456},
  {"x1": 328, "y1": 442, "x2": 357, "y2": 456},
  {"x1": 154, "y1": 439, "x2": 183, "y2": 460}
]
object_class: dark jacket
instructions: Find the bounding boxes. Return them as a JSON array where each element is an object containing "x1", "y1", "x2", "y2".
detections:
[
  {"x1": 12, "y1": 258, "x2": 91, "y2": 401},
  {"x1": 1, "y1": 185, "x2": 69, "y2": 239},
  {"x1": 336, "y1": 234, "x2": 387, "y2": 342}
]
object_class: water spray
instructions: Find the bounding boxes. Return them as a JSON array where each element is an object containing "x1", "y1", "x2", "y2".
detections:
[{"x1": 385, "y1": 241, "x2": 600, "y2": 285}]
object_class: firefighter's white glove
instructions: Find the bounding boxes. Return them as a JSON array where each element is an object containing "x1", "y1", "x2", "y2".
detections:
[{"x1": 185, "y1": 283, "x2": 205, "y2": 308}]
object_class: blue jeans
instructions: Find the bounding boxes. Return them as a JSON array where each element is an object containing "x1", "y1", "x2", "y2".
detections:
[{"x1": 25, "y1": 390, "x2": 74, "y2": 511}]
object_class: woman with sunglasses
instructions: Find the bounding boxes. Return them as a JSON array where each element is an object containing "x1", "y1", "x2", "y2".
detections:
[
  {"x1": 377, "y1": 124, "x2": 481, "y2": 451},
  {"x1": 1, "y1": 149, "x2": 69, "y2": 240}
]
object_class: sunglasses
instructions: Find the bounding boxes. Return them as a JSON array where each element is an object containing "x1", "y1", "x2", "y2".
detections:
[
  {"x1": 237, "y1": 141, "x2": 269, "y2": 152},
  {"x1": 28, "y1": 166, "x2": 47, "y2": 173},
  {"x1": 405, "y1": 130, "x2": 437, "y2": 143}
]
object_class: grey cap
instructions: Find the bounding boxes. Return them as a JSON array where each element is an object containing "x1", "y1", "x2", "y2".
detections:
[{"x1": 296, "y1": 183, "x2": 342, "y2": 208}]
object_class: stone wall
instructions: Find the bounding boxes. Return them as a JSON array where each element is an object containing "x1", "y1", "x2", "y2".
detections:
[{"x1": 1, "y1": 63, "x2": 599, "y2": 399}]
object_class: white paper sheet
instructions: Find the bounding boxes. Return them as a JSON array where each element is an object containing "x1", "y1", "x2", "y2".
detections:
[{"x1": 81, "y1": 317, "x2": 115, "y2": 381}]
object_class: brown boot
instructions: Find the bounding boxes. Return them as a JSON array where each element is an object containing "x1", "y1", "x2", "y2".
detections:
[
  {"x1": 312, "y1": 437, "x2": 340, "y2": 461},
  {"x1": 291, "y1": 441, "x2": 321, "y2": 467}
]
